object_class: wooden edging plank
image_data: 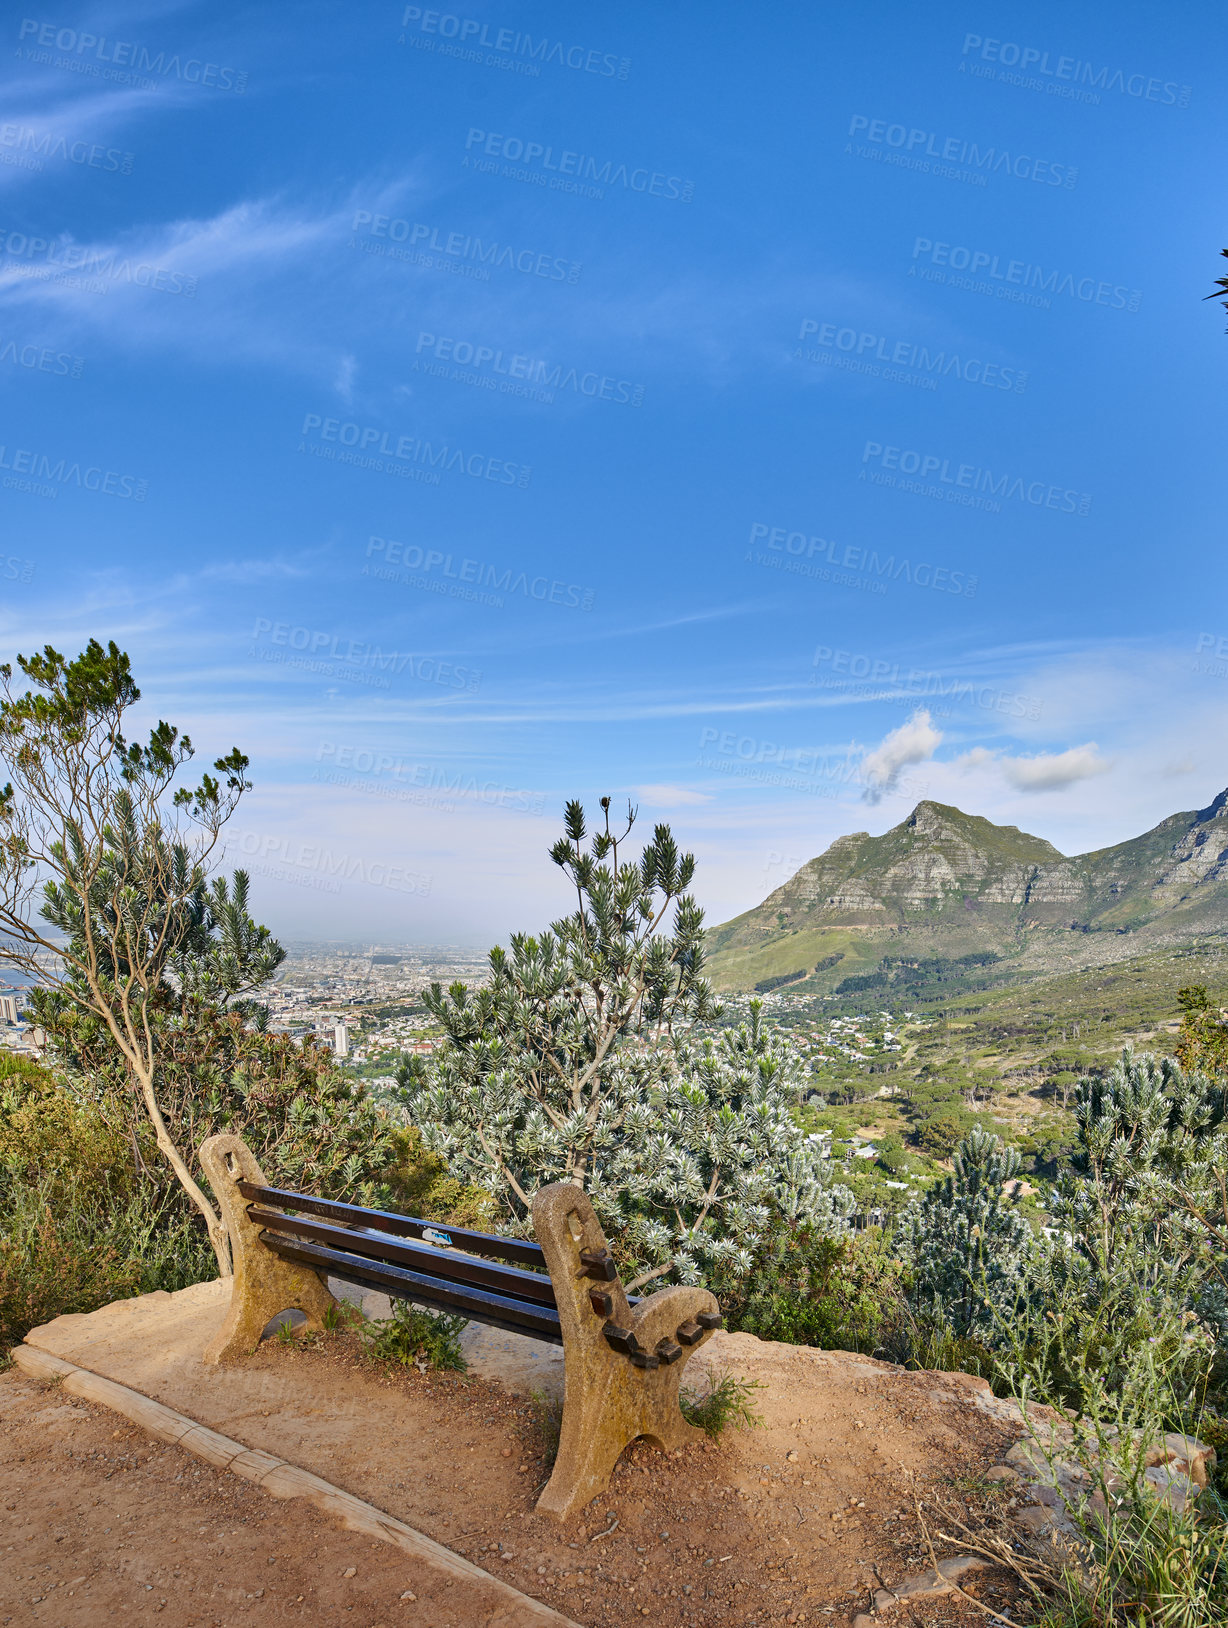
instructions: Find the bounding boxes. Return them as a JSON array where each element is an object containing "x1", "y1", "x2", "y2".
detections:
[{"x1": 12, "y1": 1342, "x2": 581, "y2": 1628}]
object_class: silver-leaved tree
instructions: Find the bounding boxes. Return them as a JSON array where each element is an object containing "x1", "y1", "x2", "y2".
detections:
[
  {"x1": 900, "y1": 1123, "x2": 1035, "y2": 1341},
  {"x1": 399, "y1": 799, "x2": 853, "y2": 1290},
  {"x1": 1030, "y1": 1049, "x2": 1224, "y2": 1407}
]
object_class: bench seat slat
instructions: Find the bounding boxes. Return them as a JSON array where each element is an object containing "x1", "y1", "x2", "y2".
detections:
[
  {"x1": 238, "y1": 1180, "x2": 546, "y2": 1268},
  {"x1": 248, "y1": 1206, "x2": 558, "y2": 1309},
  {"x1": 260, "y1": 1232, "x2": 565, "y2": 1345}
]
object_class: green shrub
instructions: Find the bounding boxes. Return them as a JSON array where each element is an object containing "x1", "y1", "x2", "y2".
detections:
[
  {"x1": 876, "y1": 1132, "x2": 907, "y2": 1173},
  {"x1": 1016, "y1": 1049, "x2": 1224, "y2": 1416},
  {"x1": 736, "y1": 1289, "x2": 867, "y2": 1350},
  {"x1": 0, "y1": 1058, "x2": 214, "y2": 1354},
  {"x1": 727, "y1": 1230, "x2": 907, "y2": 1358},
  {"x1": 1015, "y1": 1120, "x2": 1079, "y2": 1178},
  {"x1": 0, "y1": 1059, "x2": 134, "y2": 1193},
  {"x1": 915, "y1": 1107, "x2": 973, "y2": 1157},
  {"x1": 998, "y1": 1357, "x2": 1228, "y2": 1626},
  {"x1": 0, "y1": 1052, "x2": 54, "y2": 1091},
  {"x1": 0, "y1": 1171, "x2": 214, "y2": 1354},
  {"x1": 385, "y1": 1126, "x2": 498, "y2": 1229},
  {"x1": 361, "y1": 1300, "x2": 468, "y2": 1372},
  {"x1": 399, "y1": 805, "x2": 856, "y2": 1299},
  {"x1": 43, "y1": 1000, "x2": 401, "y2": 1210},
  {"x1": 900, "y1": 1126, "x2": 1035, "y2": 1343},
  {"x1": 409, "y1": 996, "x2": 854, "y2": 1295},
  {"x1": 889, "y1": 1311, "x2": 999, "y2": 1385},
  {"x1": 1175, "y1": 982, "x2": 1228, "y2": 1075}
]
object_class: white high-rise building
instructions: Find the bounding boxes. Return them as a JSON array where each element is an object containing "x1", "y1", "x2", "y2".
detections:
[
  {"x1": 0, "y1": 993, "x2": 20, "y2": 1025},
  {"x1": 333, "y1": 1020, "x2": 349, "y2": 1058}
]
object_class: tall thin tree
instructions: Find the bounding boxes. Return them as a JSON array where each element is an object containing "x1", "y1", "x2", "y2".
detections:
[{"x1": 0, "y1": 641, "x2": 277, "y2": 1271}]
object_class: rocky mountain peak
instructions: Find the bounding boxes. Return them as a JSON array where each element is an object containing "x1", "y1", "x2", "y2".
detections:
[
  {"x1": 906, "y1": 800, "x2": 956, "y2": 836},
  {"x1": 901, "y1": 799, "x2": 1065, "y2": 861}
]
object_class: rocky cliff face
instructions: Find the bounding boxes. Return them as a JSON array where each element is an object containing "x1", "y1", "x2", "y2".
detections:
[
  {"x1": 1020, "y1": 790, "x2": 1228, "y2": 929},
  {"x1": 707, "y1": 791, "x2": 1228, "y2": 988},
  {"x1": 736, "y1": 801, "x2": 1064, "y2": 928}
]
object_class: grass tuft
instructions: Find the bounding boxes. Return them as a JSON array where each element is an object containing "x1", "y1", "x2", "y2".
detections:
[
  {"x1": 528, "y1": 1386, "x2": 564, "y2": 1468},
  {"x1": 322, "y1": 1298, "x2": 363, "y2": 1334},
  {"x1": 680, "y1": 1370, "x2": 765, "y2": 1437}
]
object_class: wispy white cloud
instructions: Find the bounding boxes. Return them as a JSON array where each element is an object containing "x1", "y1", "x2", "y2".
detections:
[
  {"x1": 0, "y1": 78, "x2": 166, "y2": 193},
  {"x1": 187, "y1": 554, "x2": 325, "y2": 587},
  {"x1": 0, "y1": 161, "x2": 893, "y2": 397},
  {"x1": 0, "y1": 185, "x2": 420, "y2": 375},
  {"x1": 630, "y1": 783, "x2": 713, "y2": 808},
  {"x1": 334, "y1": 353, "x2": 357, "y2": 404}
]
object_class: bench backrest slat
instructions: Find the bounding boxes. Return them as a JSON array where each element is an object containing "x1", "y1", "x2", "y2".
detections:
[
  {"x1": 249, "y1": 1205, "x2": 558, "y2": 1309},
  {"x1": 238, "y1": 1179, "x2": 546, "y2": 1268},
  {"x1": 262, "y1": 1232, "x2": 564, "y2": 1345}
]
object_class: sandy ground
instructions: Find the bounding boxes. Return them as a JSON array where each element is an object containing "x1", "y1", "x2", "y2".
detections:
[
  {"x1": 0, "y1": 1369, "x2": 530, "y2": 1626},
  {"x1": 9, "y1": 1281, "x2": 1035, "y2": 1626}
]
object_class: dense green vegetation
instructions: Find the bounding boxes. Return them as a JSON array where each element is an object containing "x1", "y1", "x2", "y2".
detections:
[
  {"x1": 753, "y1": 967, "x2": 808, "y2": 993},
  {"x1": 834, "y1": 948, "x2": 1004, "y2": 998},
  {"x1": 0, "y1": 640, "x2": 293, "y2": 1270},
  {"x1": 739, "y1": 938, "x2": 1228, "y2": 1230},
  {"x1": 0, "y1": 1052, "x2": 215, "y2": 1353},
  {"x1": 397, "y1": 801, "x2": 853, "y2": 1296}
]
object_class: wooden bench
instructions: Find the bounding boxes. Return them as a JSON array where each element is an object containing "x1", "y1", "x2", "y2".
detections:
[{"x1": 199, "y1": 1133, "x2": 723, "y2": 1520}]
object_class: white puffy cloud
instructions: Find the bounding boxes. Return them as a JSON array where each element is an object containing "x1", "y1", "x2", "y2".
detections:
[
  {"x1": 952, "y1": 742, "x2": 1112, "y2": 792},
  {"x1": 860, "y1": 710, "x2": 942, "y2": 803},
  {"x1": 1001, "y1": 744, "x2": 1111, "y2": 792}
]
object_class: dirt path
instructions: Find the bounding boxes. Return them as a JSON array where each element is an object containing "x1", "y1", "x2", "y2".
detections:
[
  {"x1": 9, "y1": 1288, "x2": 1034, "y2": 1626},
  {"x1": 0, "y1": 1369, "x2": 521, "y2": 1626}
]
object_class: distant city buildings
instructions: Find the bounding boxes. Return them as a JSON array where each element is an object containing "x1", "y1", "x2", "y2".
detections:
[
  {"x1": 245, "y1": 943, "x2": 489, "y2": 1066},
  {"x1": 0, "y1": 980, "x2": 44, "y2": 1057},
  {"x1": 0, "y1": 944, "x2": 489, "y2": 1064}
]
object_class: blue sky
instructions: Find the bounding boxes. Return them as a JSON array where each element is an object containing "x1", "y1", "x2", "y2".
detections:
[{"x1": 2, "y1": 0, "x2": 1225, "y2": 944}]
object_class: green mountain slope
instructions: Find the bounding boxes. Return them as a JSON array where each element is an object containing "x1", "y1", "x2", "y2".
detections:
[{"x1": 707, "y1": 791, "x2": 1228, "y2": 993}]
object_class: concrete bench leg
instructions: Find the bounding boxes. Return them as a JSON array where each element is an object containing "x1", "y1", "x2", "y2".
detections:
[
  {"x1": 199, "y1": 1133, "x2": 338, "y2": 1364},
  {"x1": 532, "y1": 1183, "x2": 719, "y2": 1523}
]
